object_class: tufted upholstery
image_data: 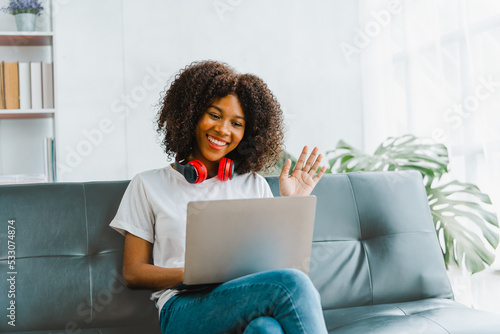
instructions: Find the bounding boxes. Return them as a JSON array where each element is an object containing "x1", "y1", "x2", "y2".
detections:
[
  {"x1": 1, "y1": 171, "x2": 499, "y2": 333},
  {"x1": 0, "y1": 182, "x2": 159, "y2": 333},
  {"x1": 300, "y1": 171, "x2": 500, "y2": 333}
]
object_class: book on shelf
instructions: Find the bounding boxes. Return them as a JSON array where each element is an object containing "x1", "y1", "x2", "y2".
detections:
[
  {"x1": 0, "y1": 62, "x2": 5, "y2": 109},
  {"x1": 0, "y1": 61, "x2": 54, "y2": 111},
  {"x1": 30, "y1": 61, "x2": 43, "y2": 109},
  {"x1": 3, "y1": 61, "x2": 19, "y2": 109},
  {"x1": 44, "y1": 137, "x2": 57, "y2": 182},
  {"x1": 19, "y1": 62, "x2": 31, "y2": 109},
  {"x1": 42, "y1": 62, "x2": 54, "y2": 108}
]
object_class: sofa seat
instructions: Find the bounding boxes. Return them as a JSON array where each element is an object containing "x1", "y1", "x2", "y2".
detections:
[{"x1": 324, "y1": 298, "x2": 500, "y2": 333}]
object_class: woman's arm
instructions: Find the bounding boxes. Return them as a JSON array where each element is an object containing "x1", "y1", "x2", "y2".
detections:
[{"x1": 123, "y1": 232, "x2": 184, "y2": 290}]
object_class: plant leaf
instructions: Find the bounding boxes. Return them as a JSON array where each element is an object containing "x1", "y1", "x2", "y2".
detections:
[
  {"x1": 428, "y1": 179, "x2": 499, "y2": 273},
  {"x1": 328, "y1": 134, "x2": 449, "y2": 179},
  {"x1": 328, "y1": 134, "x2": 499, "y2": 274}
]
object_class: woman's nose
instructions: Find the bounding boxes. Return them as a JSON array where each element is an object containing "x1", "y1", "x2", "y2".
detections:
[{"x1": 215, "y1": 121, "x2": 230, "y2": 135}]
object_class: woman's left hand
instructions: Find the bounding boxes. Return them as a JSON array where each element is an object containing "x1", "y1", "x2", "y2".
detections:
[{"x1": 279, "y1": 146, "x2": 327, "y2": 197}]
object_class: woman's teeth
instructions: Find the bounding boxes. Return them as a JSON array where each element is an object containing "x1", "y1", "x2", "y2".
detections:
[{"x1": 208, "y1": 136, "x2": 227, "y2": 146}]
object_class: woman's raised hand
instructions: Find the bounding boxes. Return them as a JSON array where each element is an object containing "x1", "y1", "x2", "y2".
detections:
[{"x1": 279, "y1": 146, "x2": 327, "y2": 197}]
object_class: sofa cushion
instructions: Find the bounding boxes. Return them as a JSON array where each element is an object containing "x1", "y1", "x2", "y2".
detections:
[
  {"x1": 266, "y1": 171, "x2": 500, "y2": 333},
  {"x1": 276, "y1": 171, "x2": 455, "y2": 310},
  {"x1": 0, "y1": 181, "x2": 160, "y2": 333},
  {"x1": 323, "y1": 298, "x2": 500, "y2": 333}
]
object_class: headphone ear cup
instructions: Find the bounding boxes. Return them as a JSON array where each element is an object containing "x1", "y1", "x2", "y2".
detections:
[
  {"x1": 188, "y1": 160, "x2": 208, "y2": 184},
  {"x1": 218, "y1": 157, "x2": 234, "y2": 181}
]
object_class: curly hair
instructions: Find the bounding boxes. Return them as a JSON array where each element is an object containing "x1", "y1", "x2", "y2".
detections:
[{"x1": 156, "y1": 60, "x2": 284, "y2": 174}]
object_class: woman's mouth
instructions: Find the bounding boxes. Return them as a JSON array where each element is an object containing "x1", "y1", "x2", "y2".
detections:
[{"x1": 207, "y1": 135, "x2": 228, "y2": 150}]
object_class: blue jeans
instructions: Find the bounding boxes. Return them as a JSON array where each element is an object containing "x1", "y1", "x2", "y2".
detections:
[{"x1": 159, "y1": 268, "x2": 328, "y2": 333}]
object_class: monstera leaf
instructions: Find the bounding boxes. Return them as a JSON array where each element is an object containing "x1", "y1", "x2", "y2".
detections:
[
  {"x1": 427, "y1": 179, "x2": 499, "y2": 273},
  {"x1": 327, "y1": 134, "x2": 499, "y2": 274},
  {"x1": 328, "y1": 134, "x2": 449, "y2": 178}
]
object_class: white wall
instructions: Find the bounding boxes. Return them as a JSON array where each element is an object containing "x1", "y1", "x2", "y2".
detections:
[
  {"x1": 53, "y1": 0, "x2": 364, "y2": 181},
  {"x1": 54, "y1": 0, "x2": 127, "y2": 181}
]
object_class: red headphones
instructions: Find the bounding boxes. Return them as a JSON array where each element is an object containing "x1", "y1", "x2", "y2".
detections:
[{"x1": 175, "y1": 157, "x2": 234, "y2": 184}]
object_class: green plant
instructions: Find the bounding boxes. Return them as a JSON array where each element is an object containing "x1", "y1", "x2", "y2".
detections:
[{"x1": 327, "y1": 134, "x2": 499, "y2": 274}]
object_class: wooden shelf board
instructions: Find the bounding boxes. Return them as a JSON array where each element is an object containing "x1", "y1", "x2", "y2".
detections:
[
  {"x1": 0, "y1": 109, "x2": 55, "y2": 119},
  {"x1": 0, "y1": 32, "x2": 53, "y2": 46}
]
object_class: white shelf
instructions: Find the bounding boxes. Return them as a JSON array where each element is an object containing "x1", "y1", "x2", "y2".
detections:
[
  {"x1": 0, "y1": 32, "x2": 53, "y2": 46},
  {"x1": 0, "y1": 1, "x2": 57, "y2": 181},
  {"x1": 0, "y1": 109, "x2": 55, "y2": 119}
]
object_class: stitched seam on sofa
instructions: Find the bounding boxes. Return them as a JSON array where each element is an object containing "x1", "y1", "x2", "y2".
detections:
[
  {"x1": 94, "y1": 249, "x2": 122, "y2": 255},
  {"x1": 390, "y1": 304, "x2": 408, "y2": 315},
  {"x1": 166, "y1": 282, "x2": 307, "y2": 332},
  {"x1": 313, "y1": 231, "x2": 434, "y2": 243},
  {"x1": 0, "y1": 254, "x2": 98, "y2": 260},
  {"x1": 325, "y1": 306, "x2": 406, "y2": 331},
  {"x1": 360, "y1": 242, "x2": 374, "y2": 305},
  {"x1": 313, "y1": 239, "x2": 359, "y2": 243},
  {"x1": 414, "y1": 314, "x2": 451, "y2": 334},
  {"x1": 363, "y1": 230, "x2": 435, "y2": 240},
  {"x1": 82, "y1": 183, "x2": 94, "y2": 322},
  {"x1": 0, "y1": 250, "x2": 121, "y2": 261},
  {"x1": 345, "y1": 174, "x2": 362, "y2": 240},
  {"x1": 346, "y1": 174, "x2": 373, "y2": 305},
  {"x1": 389, "y1": 300, "x2": 463, "y2": 316}
]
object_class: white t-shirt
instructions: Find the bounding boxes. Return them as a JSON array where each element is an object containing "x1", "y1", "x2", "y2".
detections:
[{"x1": 109, "y1": 164, "x2": 274, "y2": 314}]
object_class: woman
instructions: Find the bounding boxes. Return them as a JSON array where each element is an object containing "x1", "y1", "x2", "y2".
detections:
[{"x1": 110, "y1": 60, "x2": 328, "y2": 333}]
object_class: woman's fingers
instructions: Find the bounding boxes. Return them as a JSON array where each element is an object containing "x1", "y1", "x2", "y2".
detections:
[
  {"x1": 308, "y1": 153, "x2": 323, "y2": 177},
  {"x1": 314, "y1": 166, "x2": 327, "y2": 182},
  {"x1": 293, "y1": 146, "x2": 309, "y2": 171},
  {"x1": 302, "y1": 147, "x2": 320, "y2": 173},
  {"x1": 279, "y1": 159, "x2": 292, "y2": 180},
  {"x1": 292, "y1": 146, "x2": 326, "y2": 181}
]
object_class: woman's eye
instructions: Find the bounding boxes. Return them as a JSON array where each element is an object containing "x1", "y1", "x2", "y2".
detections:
[
  {"x1": 209, "y1": 113, "x2": 220, "y2": 119},
  {"x1": 233, "y1": 122, "x2": 243, "y2": 127}
]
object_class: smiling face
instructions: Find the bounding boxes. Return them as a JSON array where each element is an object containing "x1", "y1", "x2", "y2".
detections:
[{"x1": 190, "y1": 94, "x2": 246, "y2": 176}]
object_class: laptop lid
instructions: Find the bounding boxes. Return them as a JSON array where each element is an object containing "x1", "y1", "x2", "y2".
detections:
[{"x1": 183, "y1": 195, "x2": 317, "y2": 285}]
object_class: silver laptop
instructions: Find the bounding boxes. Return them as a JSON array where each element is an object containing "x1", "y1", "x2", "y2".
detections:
[{"x1": 183, "y1": 196, "x2": 317, "y2": 285}]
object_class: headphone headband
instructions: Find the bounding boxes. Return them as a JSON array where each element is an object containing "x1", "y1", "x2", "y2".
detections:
[{"x1": 175, "y1": 156, "x2": 234, "y2": 184}]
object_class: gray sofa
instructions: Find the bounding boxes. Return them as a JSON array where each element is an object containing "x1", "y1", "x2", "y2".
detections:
[{"x1": 1, "y1": 170, "x2": 500, "y2": 333}]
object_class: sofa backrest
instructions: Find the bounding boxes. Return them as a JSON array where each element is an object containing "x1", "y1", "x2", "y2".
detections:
[
  {"x1": 0, "y1": 181, "x2": 160, "y2": 333},
  {"x1": 269, "y1": 171, "x2": 454, "y2": 310},
  {"x1": 0, "y1": 171, "x2": 453, "y2": 333}
]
